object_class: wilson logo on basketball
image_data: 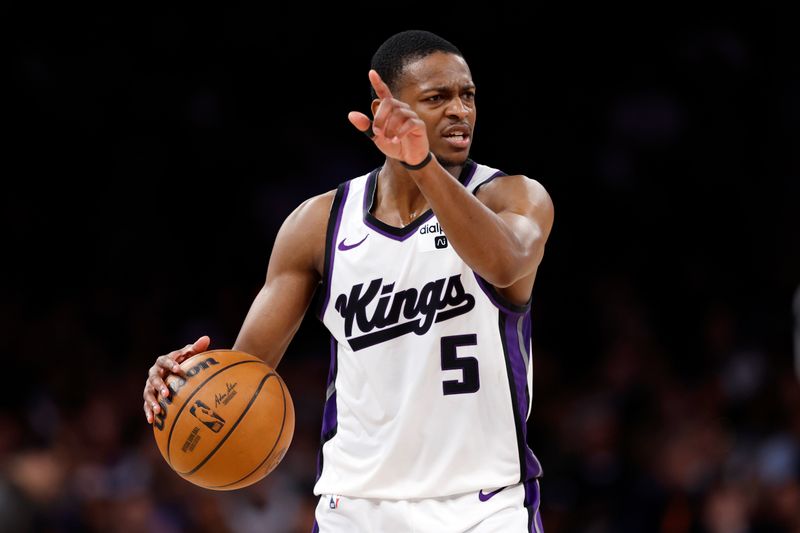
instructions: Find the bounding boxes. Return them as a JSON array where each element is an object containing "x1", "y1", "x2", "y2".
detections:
[
  {"x1": 334, "y1": 274, "x2": 475, "y2": 351},
  {"x1": 153, "y1": 357, "x2": 221, "y2": 431},
  {"x1": 190, "y1": 400, "x2": 226, "y2": 433}
]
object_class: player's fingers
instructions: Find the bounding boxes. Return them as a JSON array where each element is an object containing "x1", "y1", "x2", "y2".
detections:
[
  {"x1": 156, "y1": 355, "x2": 181, "y2": 374},
  {"x1": 148, "y1": 373, "x2": 170, "y2": 400},
  {"x1": 348, "y1": 111, "x2": 374, "y2": 138},
  {"x1": 144, "y1": 401, "x2": 153, "y2": 424},
  {"x1": 369, "y1": 69, "x2": 393, "y2": 100},
  {"x1": 143, "y1": 385, "x2": 162, "y2": 417},
  {"x1": 393, "y1": 116, "x2": 426, "y2": 140},
  {"x1": 191, "y1": 335, "x2": 211, "y2": 353},
  {"x1": 167, "y1": 335, "x2": 210, "y2": 366},
  {"x1": 382, "y1": 108, "x2": 419, "y2": 142},
  {"x1": 372, "y1": 99, "x2": 409, "y2": 140},
  {"x1": 371, "y1": 97, "x2": 395, "y2": 133}
]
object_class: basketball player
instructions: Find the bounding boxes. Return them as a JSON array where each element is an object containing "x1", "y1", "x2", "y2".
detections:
[{"x1": 143, "y1": 30, "x2": 554, "y2": 532}]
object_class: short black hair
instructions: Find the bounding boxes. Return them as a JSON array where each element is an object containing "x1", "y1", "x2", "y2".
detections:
[{"x1": 370, "y1": 30, "x2": 463, "y2": 99}]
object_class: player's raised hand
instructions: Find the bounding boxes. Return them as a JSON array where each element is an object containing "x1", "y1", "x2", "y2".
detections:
[
  {"x1": 143, "y1": 335, "x2": 210, "y2": 423},
  {"x1": 348, "y1": 69, "x2": 431, "y2": 167}
]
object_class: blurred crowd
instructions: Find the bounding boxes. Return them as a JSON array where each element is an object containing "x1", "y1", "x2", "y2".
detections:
[{"x1": 0, "y1": 274, "x2": 797, "y2": 532}]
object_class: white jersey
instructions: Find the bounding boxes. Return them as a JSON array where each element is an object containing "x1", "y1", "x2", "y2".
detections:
[{"x1": 314, "y1": 160, "x2": 543, "y2": 500}]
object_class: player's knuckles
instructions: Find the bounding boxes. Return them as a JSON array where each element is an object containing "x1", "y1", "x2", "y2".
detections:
[
  {"x1": 148, "y1": 375, "x2": 166, "y2": 391},
  {"x1": 159, "y1": 355, "x2": 179, "y2": 368},
  {"x1": 144, "y1": 387, "x2": 157, "y2": 401}
]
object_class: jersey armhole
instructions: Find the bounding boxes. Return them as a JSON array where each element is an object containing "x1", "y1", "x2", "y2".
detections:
[
  {"x1": 472, "y1": 272, "x2": 532, "y2": 315},
  {"x1": 315, "y1": 181, "x2": 350, "y2": 320},
  {"x1": 470, "y1": 170, "x2": 507, "y2": 195}
]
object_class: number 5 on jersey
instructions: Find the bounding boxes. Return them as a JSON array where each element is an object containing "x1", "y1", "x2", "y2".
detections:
[{"x1": 440, "y1": 334, "x2": 480, "y2": 395}]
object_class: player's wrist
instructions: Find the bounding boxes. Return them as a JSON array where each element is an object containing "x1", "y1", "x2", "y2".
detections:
[{"x1": 400, "y1": 151, "x2": 433, "y2": 171}]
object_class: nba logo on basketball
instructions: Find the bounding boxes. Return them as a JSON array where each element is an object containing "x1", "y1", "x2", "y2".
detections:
[{"x1": 190, "y1": 400, "x2": 226, "y2": 433}]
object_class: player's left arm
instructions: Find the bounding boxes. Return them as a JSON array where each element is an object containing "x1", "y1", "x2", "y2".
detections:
[
  {"x1": 416, "y1": 170, "x2": 554, "y2": 303},
  {"x1": 474, "y1": 175, "x2": 554, "y2": 302}
]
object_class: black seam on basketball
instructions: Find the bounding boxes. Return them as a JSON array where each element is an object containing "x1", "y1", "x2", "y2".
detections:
[
  {"x1": 207, "y1": 374, "x2": 289, "y2": 488},
  {"x1": 179, "y1": 372, "x2": 276, "y2": 476},
  {"x1": 165, "y1": 359, "x2": 268, "y2": 465},
  {"x1": 499, "y1": 312, "x2": 527, "y2": 483}
]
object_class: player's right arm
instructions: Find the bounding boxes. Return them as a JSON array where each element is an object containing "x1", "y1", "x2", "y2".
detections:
[
  {"x1": 232, "y1": 190, "x2": 334, "y2": 366},
  {"x1": 143, "y1": 190, "x2": 335, "y2": 423}
]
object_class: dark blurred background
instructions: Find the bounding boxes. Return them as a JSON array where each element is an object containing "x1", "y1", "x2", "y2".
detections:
[{"x1": 4, "y1": 4, "x2": 799, "y2": 532}]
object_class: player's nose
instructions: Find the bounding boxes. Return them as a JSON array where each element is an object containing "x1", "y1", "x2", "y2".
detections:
[{"x1": 445, "y1": 97, "x2": 470, "y2": 119}]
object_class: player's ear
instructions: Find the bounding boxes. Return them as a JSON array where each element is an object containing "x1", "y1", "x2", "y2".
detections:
[{"x1": 370, "y1": 98, "x2": 381, "y2": 117}]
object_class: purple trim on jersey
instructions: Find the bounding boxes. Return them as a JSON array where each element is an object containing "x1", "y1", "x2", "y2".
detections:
[
  {"x1": 362, "y1": 168, "x2": 377, "y2": 214},
  {"x1": 471, "y1": 169, "x2": 508, "y2": 194},
  {"x1": 473, "y1": 273, "x2": 531, "y2": 315},
  {"x1": 364, "y1": 210, "x2": 436, "y2": 242},
  {"x1": 322, "y1": 337, "x2": 338, "y2": 435},
  {"x1": 319, "y1": 181, "x2": 350, "y2": 318},
  {"x1": 503, "y1": 311, "x2": 544, "y2": 480},
  {"x1": 461, "y1": 159, "x2": 480, "y2": 187},
  {"x1": 311, "y1": 521, "x2": 319, "y2": 533},
  {"x1": 316, "y1": 336, "x2": 339, "y2": 481},
  {"x1": 522, "y1": 311, "x2": 532, "y2": 350}
]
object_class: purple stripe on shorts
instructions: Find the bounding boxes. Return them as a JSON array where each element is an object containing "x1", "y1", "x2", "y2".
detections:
[
  {"x1": 524, "y1": 478, "x2": 543, "y2": 530},
  {"x1": 534, "y1": 510, "x2": 544, "y2": 533}
]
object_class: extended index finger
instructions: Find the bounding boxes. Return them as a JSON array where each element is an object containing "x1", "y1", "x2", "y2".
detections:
[{"x1": 369, "y1": 69, "x2": 393, "y2": 100}]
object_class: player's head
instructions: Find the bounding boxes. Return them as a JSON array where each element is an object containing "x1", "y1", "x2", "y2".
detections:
[{"x1": 371, "y1": 30, "x2": 475, "y2": 167}]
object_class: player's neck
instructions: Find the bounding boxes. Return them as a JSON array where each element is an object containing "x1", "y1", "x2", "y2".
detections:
[
  {"x1": 374, "y1": 166, "x2": 428, "y2": 226},
  {"x1": 375, "y1": 160, "x2": 464, "y2": 226}
]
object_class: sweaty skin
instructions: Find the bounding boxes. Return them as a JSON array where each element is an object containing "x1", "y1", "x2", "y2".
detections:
[{"x1": 143, "y1": 51, "x2": 553, "y2": 423}]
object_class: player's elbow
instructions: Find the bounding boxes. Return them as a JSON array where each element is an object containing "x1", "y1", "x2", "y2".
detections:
[
  {"x1": 482, "y1": 252, "x2": 531, "y2": 288},
  {"x1": 483, "y1": 240, "x2": 545, "y2": 288}
]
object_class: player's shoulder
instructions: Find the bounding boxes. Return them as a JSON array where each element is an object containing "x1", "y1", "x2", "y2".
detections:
[
  {"x1": 473, "y1": 165, "x2": 553, "y2": 212},
  {"x1": 274, "y1": 189, "x2": 338, "y2": 274},
  {"x1": 286, "y1": 189, "x2": 337, "y2": 228}
]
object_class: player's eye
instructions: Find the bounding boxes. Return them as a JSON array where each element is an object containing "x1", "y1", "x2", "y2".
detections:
[{"x1": 426, "y1": 94, "x2": 443, "y2": 102}]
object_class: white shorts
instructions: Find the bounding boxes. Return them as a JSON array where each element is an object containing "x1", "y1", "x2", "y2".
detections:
[{"x1": 312, "y1": 480, "x2": 543, "y2": 533}]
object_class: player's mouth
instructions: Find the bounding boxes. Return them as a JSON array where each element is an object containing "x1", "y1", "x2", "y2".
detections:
[{"x1": 441, "y1": 125, "x2": 471, "y2": 149}]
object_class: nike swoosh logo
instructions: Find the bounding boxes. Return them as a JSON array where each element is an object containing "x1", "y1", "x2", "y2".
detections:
[
  {"x1": 478, "y1": 486, "x2": 506, "y2": 502},
  {"x1": 337, "y1": 234, "x2": 368, "y2": 251}
]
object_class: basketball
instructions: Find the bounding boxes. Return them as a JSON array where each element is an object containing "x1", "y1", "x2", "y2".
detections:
[{"x1": 152, "y1": 349, "x2": 294, "y2": 490}]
